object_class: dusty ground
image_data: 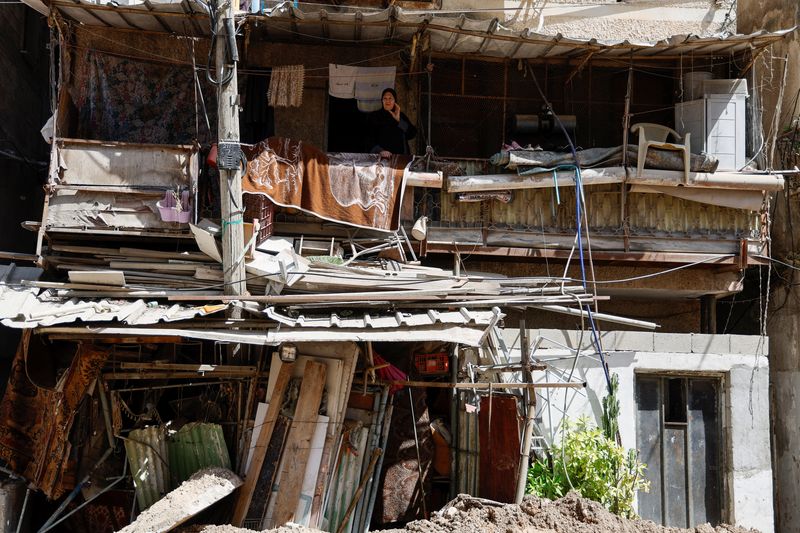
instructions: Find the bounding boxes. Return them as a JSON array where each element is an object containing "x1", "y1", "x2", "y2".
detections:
[{"x1": 187, "y1": 492, "x2": 761, "y2": 533}]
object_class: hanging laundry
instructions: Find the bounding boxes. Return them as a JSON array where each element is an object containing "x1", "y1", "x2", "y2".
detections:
[
  {"x1": 268, "y1": 65, "x2": 304, "y2": 108},
  {"x1": 354, "y1": 66, "x2": 396, "y2": 112},
  {"x1": 328, "y1": 63, "x2": 358, "y2": 99}
]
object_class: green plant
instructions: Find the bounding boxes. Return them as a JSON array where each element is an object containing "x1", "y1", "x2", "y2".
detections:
[
  {"x1": 601, "y1": 373, "x2": 620, "y2": 442},
  {"x1": 526, "y1": 417, "x2": 649, "y2": 519}
]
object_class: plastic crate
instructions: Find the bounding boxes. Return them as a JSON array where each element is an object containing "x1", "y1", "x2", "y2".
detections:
[
  {"x1": 414, "y1": 352, "x2": 449, "y2": 375},
  {"x1": 242, "y1": 193, "x2": 274, "y2": 245}
]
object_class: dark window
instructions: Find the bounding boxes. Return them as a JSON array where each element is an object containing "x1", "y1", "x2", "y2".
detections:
[{"x1": 327, "y1": 96, "x2": 369, "y2": 153}]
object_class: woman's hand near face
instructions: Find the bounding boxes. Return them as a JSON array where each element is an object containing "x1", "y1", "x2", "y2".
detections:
[{"x1": 390, "y1": 103, "x2": 401, "y2": 122}]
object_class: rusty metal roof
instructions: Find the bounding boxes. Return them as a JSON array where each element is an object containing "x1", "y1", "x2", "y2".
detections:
[{"x1": 30, "y1": 0, "x2": 794, "y2": 60}]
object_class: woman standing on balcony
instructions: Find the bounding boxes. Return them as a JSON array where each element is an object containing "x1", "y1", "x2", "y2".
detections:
[{"x1": 366, "y1": 88, "x2": 417, "y2": 157}]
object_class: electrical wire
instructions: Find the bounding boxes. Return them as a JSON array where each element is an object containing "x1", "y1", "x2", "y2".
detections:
[
  {"x1": 524, "y1": 61, "x2": 612, "y2": 392},
  {"x1": 205, "y1": 0, "x2": 235, "y2": 86}
]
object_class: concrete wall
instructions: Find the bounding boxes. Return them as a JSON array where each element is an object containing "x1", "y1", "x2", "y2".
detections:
[
  {"x1": 499, "y1": 328, "x2": 773, "y2": 533},
  {"x1": 737, "y1": 6, "x2": 800, "y2": 533}
]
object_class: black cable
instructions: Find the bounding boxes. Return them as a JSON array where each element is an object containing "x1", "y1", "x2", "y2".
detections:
[{"x1": 205, "y1": 0, "x2": 235, "y2": 86}]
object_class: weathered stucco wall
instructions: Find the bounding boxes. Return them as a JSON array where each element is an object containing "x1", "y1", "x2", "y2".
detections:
[
  {"x1": 737, "y1": 5, "x2": 800, "y2": 533},
  {"x1": 497, "y1": 0, "x2": 732, "y2": 41},
  {"x1": 500, "y1": 328, "x2": 773, "y2": 532}
]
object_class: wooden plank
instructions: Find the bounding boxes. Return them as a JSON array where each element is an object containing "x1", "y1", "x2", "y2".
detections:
[
  {"x1": 68, "y1": 270, "x2": 126, "y2": 286},
  {"x1": 0, "y1": 251, "x2": 39, "y2": 263},
  {"x1": 108, "y1": 261, "x2": 202, "y2": 272},
  {"x1": 119, "y1": 362, "x2": 257, "y2": 373},
  {"x1": 167, "y1": 288, "x2": 476, "y2": 304},
  {"x1": 448, "y1": 167, "x2": 784, "y2": 193},
  {"x1": 231, "y1": 362, "x2": 295, "y2": 526},
  {"x1": 272, "y1": 361, "x2": 327, "y2": 527},
  {"x1": 405, "y1": 171, "x2": 442, "y2": 188},
  {"x1": 119, "y1": 247, "x2": 211, "y2": 261},
  {"x1": 248, "y1": 415, "x2": 290, "y2": 525}
]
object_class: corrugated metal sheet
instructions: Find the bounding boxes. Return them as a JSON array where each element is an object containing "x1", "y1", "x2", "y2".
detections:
[
  {"x1": 323, "y1": 425, "x2": 369, "y2": 533},
  {"x1": 125, "y1": 426, "x2": 171, "y2": 510},
  {"x1": 265, "y1": 306, "x2": 502, "y2": 329},
  {"x1": 33, "y1": 0, "x2": 793, "y2": 60},
  {"x1": 168, "y1": 423, "x2": 231, "y2": 487},
  {"x1": 0, "y1": 286, "x2": 228, "y2": 328}
]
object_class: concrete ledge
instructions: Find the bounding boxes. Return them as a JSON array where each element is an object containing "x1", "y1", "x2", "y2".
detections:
[{"x1": 503, "y1": 329, "x2": 768, "y2": 356}]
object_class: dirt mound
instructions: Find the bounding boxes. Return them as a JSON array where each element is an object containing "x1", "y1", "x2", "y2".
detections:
[
  {"x1": 183, "y1": 493, "x2": 760, "y2": 533},
  {"x1": 382, "y1": 493, "x2": 760, "y2": 533}
]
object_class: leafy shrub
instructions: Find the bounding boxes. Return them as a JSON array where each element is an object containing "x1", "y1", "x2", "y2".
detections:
[{"x1": 526, "y1": 417, "x2": 649, "y2": 519}]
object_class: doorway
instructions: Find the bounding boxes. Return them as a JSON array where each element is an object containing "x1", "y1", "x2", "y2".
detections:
[{"x1": 635, "y1": 375, "x2": 723, "y2": 527}]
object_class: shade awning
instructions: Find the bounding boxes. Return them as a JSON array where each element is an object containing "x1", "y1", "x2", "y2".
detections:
[{"x1": 30, "y1": 0, "x2": 795, "y2": 61}]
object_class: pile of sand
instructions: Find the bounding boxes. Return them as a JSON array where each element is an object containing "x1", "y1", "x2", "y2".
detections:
[
  {"x1": 383, "y1": 493, "x2": 759, "y2": 533},
  {"x1": 185, "y1": 493, "x2": 760, "y2": 533}
]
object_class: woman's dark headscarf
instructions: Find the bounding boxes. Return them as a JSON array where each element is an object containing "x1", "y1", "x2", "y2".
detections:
[{"x1": 381, "y1": 88, "x2": 398, "y2": 101}]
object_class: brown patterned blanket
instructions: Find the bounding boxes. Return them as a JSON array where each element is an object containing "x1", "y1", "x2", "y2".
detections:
[{"x1": 242, "y1": 137, "x2": 407, "y2": 232}]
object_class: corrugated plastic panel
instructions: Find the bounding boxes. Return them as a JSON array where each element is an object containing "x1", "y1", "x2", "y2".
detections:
[
  {"x1": 125, "y1": 426, "x2": 171, "y2": 510},
  {"x1": 0, "y1": 286, "x2": 227, "y2": 328},
  {"x1": 168, "y1": 422, "x2": 231, "y2": 487}
]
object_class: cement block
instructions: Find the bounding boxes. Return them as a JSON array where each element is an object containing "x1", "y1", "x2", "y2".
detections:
[
  {"x1": 731, "y1": 469, "x2": 775, "y2": 533},
  {"x1": 652, "y1": 333, "x2": 692, "y2": 353},
  {"x1": 614, "y1": 331, "x2": 655, "y2": 352},
  {"x1": 691, "y1": 333, "x2": 731, "y2": 354},
  {"x1": 727, "y1": 334, "x2": 768, "y2": 356}
]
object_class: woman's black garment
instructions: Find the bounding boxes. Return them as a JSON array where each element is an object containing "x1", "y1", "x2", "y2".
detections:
[{"x1": 366, "y1": 109, "x2": 417, "y2": 155}]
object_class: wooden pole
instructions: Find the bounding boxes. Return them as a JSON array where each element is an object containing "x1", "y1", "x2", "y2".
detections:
[
  {"x1": 215, "y1": 2, "x2": 246, "y2": 297},
  {"x1": 515, "y1": 319, "x2": 536, "y2": 504}
]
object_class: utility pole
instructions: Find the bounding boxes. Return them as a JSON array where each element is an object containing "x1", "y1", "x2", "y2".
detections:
[{"x1": 214, "y1": 1, "x2": 246, "y2": 297}]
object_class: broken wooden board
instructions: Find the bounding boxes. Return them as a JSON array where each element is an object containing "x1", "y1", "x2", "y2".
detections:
[
  {"x1": 231, "y1": 362, "x2": 295, "y2": 526},
  {"x1": 117, "y1": 467, "x2": 241, "y2": 533},
  {"x1": 189, "y1": 223, "x2": 223, "y2": 263},
  {"x1": 68, "y1": 270, "x2": 126, "y2": 286},
  {"x1": 271, "y1": 360, "x2": 327, "y2": 527}
]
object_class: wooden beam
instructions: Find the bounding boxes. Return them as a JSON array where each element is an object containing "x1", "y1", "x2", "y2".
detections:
[
  {"x1": 271, "y1": 361, "x2": 327, "y2": 526},
  {"x1": 231, "y1": 361, "x2": 295, "y2": 526},
  {"x1": 422, "y1": 244, "x2": 745, "y2": 265}
]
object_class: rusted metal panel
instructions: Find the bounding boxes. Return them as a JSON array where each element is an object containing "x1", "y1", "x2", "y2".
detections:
[
  {"x1": 688, "y1": 379, "x2": 721, "y2": 526},
  {"x1": 636, "y1": 376, "x2": 663, "y2": 524},
  {"x1": 478, "y1": 394, "x2": 520, "y2": 503},
  {"x1": 0, "y1": 334, "x2": 109, "y2": 499}
]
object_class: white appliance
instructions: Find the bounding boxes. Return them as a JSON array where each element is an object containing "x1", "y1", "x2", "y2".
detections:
[{"x1": 675, "y1": 82, "x2": 747, "y2": 171}]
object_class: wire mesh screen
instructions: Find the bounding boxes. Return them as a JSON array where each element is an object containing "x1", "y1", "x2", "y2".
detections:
[{"x1": 421, "y1": 60, "x2": 509, "y2": 158}]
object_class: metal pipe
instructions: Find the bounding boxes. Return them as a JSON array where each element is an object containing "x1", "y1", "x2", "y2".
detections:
[
  {"x1": 96, "y1": 377, "x2": 116, "y2": 449},
  {"x1": 15, "y1": 487, "x2": 30, "y2": 533},
  {"x1": 39, "y1": 464, "x2": 127, "y2": 533},
  {"x1": 335, "y1": 448, "x2": 382, "y2": 533},
  {"x1": 534, "y1": 304, "x2": 658, "y2": 330},
  {"x1": 362, "y1": 393, "x2": 393, "y2": 532},
  {"x1": 408, "y1": 389, "x2": 427, "y2": 518},
  {"x1": 38, "y1": 448, "x2": 113, "y2": 532},
  {"x1": 353, "y1": 389, "x2": 383, "y2": 532}
]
